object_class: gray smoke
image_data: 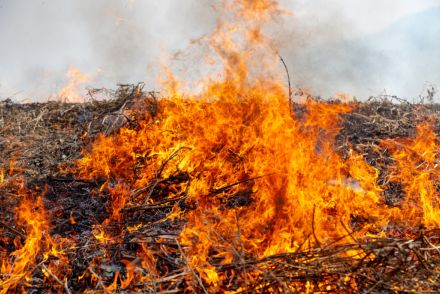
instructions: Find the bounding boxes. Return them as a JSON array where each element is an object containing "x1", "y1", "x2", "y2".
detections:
[
  {"x1": 0, "y1": 0, "x2": 215, "y2": 101},
  {"x1": 0, "y1": 0, "x2": 439, "y2": 101},
  {"x1": 279, "y1": 0, "x2": 440, "y2": 100}
]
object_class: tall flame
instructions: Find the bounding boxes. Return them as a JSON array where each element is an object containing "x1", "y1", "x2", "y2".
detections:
[
  {"x1": 72, "y1": 0, "x2": 440, "y2": 290},
  {"x1": 2, "y1": 0, "x2": 440, "y2": 292}
]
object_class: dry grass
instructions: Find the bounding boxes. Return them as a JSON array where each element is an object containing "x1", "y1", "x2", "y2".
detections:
[{"x1": 1, "y1": 86, "x2": 440, "y2": 293}]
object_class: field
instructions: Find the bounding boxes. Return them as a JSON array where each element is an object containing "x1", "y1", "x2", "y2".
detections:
[{"x1": 1, "y1": 84, "x2": 440, "y2": 293}]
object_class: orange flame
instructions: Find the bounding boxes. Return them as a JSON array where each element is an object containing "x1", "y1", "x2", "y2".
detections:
[
  {"x1": 57, "y1": 67, "x2": 90, "y2": 103},
  {"x1": 3, "y1": 0, "x2": 440, "y2": 292},
  {"x1": 71, "y1": 0, "x2": 413, "y2": 289},
  {"x1": 0, "y1": 188, "x2": 71, "y2": 293},
  {"x1": 0, "y1": 196, "x2": 49, "y2": 293},
  {"x1": 382, "y1": 122, "x2": 440, "y2": 228}
]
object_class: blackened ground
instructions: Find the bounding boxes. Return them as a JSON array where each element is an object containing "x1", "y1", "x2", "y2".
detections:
[{"x1": 2, "y1": 91, "x2": 440, "y2": 292}]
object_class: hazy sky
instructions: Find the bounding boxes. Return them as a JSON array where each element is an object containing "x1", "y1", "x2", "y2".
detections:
[{"x1": 0, "y1": 0, "x2": 439, "y2": 101}]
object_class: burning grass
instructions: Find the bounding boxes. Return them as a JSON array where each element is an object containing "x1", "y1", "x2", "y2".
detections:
[
  {"x1": 1, "y1": 85, "x2": 440, "y2": 293},
  {"x1": 2, "y1": 1, "x2": 440, "y2": 292}
]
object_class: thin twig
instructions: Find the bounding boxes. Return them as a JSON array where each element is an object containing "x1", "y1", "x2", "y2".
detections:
[
  {"x1": 175, "y1": 239, "x2": 209, "y2": 294},
  {"x1": 278, "y1": 54, "x2": 293, "y2": 115},
  {"x1": 0, "y1": 220, "x2": 26, "y2": 238},
  {"x1": 41, "y1": 264, "x2": 72, "y2": 294}
]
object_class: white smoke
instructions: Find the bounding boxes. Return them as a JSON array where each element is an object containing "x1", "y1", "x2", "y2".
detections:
[{"x1": 0, "y1": 0, "x2": 439, "y2": 101}]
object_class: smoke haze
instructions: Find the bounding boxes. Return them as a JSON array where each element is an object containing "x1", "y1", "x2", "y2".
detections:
[{"x1": 0, "y1": 0, "x2": 439, "y2": 101}]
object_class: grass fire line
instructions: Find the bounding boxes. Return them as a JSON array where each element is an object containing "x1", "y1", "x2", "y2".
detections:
[{"x1": 1, "y1": 0, "x2": 440, "y2": 293}]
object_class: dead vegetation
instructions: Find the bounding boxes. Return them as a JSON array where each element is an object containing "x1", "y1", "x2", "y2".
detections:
[
  {"x1": 1, "y1": 85, "x2": 440, "y2": 293},
  {"x1": 0, "y1": 84, "x2": 148, "y2": 178}
]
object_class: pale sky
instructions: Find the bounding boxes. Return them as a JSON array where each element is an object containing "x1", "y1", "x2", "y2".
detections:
[
  {"x1": 0, "y1": 0, "x2": 439, "y2": 101},
  {"x1": 290, "y1": 0, "x2": 440, "y2": 38}
]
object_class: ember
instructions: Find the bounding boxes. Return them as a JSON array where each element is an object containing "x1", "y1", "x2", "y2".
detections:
[{"x1": 1, "y1": 0, "x2": 440, "y2": 293}]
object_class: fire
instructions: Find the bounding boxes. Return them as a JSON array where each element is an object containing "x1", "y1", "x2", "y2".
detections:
[
  {"x1": 57, "y1": 67, "x2": 90, "y2": 103},
  {"x1": 71, "y1": 0, "x2": 440, "y2": 290},
  {"x1": 0, "y1": 196, "x2": 48, "y2": 293},
  {"x1": 2, "y1": 0, "x2": 440, "y2": 292},
  {"x1": 74, "y1": 91, "x2": 440, "y2": 291},
  {"x1": 382, "y1": 122, "x2": 440, "y2": 228},
  {"x1": 0, "y1": 188, "x2": 71, "y2": 292}
]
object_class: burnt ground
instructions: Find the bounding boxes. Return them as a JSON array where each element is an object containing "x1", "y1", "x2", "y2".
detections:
[{"x1": 1, "y1": 87, "x2": 440, "y2": 293}]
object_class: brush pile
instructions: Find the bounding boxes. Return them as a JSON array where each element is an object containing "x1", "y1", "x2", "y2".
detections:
[{"x1": 1, "y1": 85, "x2": 440, "y2": 293}]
